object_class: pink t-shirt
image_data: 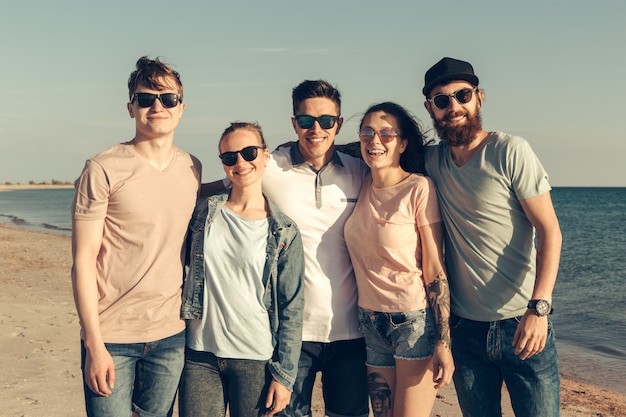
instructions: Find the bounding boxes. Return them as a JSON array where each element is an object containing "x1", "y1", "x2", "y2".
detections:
[
  {"x1": 345, "y1": 173, "x2": 441, "y2": 312},
  {"x1": 72, "y1": 143, "x2": 201, "y2": 343}
]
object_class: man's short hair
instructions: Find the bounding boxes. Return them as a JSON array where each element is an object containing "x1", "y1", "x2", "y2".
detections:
[
  {"x1": 128, "y1": 56, "x2": 184, "y2": 101},
  {"x1": 292, "y1": 80, "x2": 341, "y2": 115}
]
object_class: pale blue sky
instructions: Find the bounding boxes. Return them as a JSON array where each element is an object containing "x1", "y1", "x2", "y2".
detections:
[{"x1": 1, "y1": 0, "x2": 624, "y2": 186}]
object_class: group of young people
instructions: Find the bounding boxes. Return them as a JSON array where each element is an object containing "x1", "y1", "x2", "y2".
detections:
[{"x1": 71, "y1": 55, "x2": 562, "y2": 417}]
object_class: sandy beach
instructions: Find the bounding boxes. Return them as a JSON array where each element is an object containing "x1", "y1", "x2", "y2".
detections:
[{"x1": 1, "y1": 223, "x2": 625, "y2": 417}]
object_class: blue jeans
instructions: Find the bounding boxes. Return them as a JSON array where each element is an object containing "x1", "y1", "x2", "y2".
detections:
[
  {"x1": 178, "y1": 348, "x2": 269, "y2": 417},
  {"x1": 450, "y1": 315, "x2": 560, "y2": 417},
  {"x1": 277, "y1": 339, "x2": 369, "y2": 417},
  {"x1": 358, "y1": 308, "x2": 436, "y2": 367},
  {"x1": 81, "y1": 331, "x2": 185, "y2": 417}
]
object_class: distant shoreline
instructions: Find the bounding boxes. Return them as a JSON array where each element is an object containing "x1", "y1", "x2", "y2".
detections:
[{"x1": 0, "y1": 183, "x2": 74, "y2": 192}]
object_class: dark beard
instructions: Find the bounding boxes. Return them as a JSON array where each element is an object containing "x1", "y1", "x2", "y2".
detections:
[{"x1": 433, "y1": 110, "x2": 482, "y2": 147}]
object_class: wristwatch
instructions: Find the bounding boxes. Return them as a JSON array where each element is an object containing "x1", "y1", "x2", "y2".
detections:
[{"x1": 527, "y1": 299, "x2": 553, "y2": 317}]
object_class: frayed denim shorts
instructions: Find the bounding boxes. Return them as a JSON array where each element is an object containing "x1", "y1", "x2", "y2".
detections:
[{"x1": 358, "y1": 307, "x2": 436, "y2": 367}]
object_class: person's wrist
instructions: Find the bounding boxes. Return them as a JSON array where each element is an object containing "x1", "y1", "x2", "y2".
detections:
[
  {"x1": 527, "y1": 299, "x2": 553, "y2": 316},
  {"x1": 438, "y1": 339, "x2": 451, "y2": 350}
]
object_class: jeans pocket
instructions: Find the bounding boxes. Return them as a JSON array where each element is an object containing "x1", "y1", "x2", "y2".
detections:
[
  {"x1": 358, "y1": 309, "x2": 372, "y2": 333},
  {"x1": 449, "y1": 314, "x2": 463, "y2": 329},
  {"x1": 389, "y1": 310, "x2": 425, "y2": 327},
  {"x1": 358, "y1": 319, "x2": 365, "y2": 334}
]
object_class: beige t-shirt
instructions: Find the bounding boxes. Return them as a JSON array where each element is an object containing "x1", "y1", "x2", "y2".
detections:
[
  {"x1": 72, "y1": 143, "x2": 201, "y2": 343},
  {"x1": 345, "y1": 173, "x2": 441, "y2": 313}
]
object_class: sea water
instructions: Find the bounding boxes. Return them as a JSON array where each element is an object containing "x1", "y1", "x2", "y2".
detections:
[
  {"x1": 1, "y1": 187, "x2": 625, "y2": 394},
  {"x1": 0, "y1": 188, "x2": 73, "y2": 235},
  {"x1": 550, "y1": 187, "x2": 626, "y2": 394}
]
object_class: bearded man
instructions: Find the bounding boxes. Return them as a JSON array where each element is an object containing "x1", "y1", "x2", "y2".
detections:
[{"x1": 422, "y1": 57, "x2": 562, "y2": 417}]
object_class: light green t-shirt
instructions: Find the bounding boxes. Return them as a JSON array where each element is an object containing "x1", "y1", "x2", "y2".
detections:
[{"x1": 425, "y1": 131, "x2": 551, "y2": 321}]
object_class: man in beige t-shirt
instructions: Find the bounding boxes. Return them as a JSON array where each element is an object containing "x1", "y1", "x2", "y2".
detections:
[{"x1": 71, "y1": 56, "x2": 201, "y2": 417}]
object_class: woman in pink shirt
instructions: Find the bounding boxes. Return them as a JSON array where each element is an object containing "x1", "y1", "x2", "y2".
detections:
[{"x1": 344, "y1": 102, "x2": 454, "y2": 417}]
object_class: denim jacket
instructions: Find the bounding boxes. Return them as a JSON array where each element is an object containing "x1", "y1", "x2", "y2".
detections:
[{"x1": 181, "y1": 190, "x2": 304, "y2": 390}]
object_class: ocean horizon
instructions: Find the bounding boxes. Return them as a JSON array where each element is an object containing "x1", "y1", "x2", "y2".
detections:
[{"x1": 1, "y1": 186, "x2": 625, "y2": 395}]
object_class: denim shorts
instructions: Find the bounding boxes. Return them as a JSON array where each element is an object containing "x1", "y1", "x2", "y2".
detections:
[{"x1": 358, "y1": 307, "x2": 436, "y2": 367}]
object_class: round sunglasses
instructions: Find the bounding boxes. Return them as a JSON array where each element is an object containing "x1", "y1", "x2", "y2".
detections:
[
  {"x1": 219, "y1": 145, "x2": 265, "y2": 166},
  {"x1": 294, "y1": 115, "x2": 339, "y2": 130},
  {"x1": 427, "y1": 87, "x2": 478, "y2": 110},
  {"x1": 132, "y1": 92, "x2": 181, "y2": 108},
  {"x1": 358, "y1": 127, "x2": 399, "y2": 143}
]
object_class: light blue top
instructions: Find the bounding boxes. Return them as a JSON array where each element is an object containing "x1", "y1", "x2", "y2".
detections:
[
  {"x1": 181, "y1": 190, "x2": 304, "y2": 390},
  {"x1": 186, "y1": 207, "x2": 273, "y2": 359}
]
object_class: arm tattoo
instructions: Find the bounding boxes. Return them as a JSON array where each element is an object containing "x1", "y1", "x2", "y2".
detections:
[{"x1": 427, "y1": 271, "x2": 451, "y2": 349}]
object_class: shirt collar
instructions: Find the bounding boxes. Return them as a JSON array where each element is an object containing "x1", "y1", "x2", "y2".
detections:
[{"x1": 288, "y1": 142, "x2": 345, "y2": 168}]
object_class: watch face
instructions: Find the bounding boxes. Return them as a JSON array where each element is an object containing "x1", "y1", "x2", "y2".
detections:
[{"x1": 536, "y1": 300, "x2": 551, "y2": 316}]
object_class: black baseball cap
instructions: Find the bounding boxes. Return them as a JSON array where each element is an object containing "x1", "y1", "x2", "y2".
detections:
[{"x1": 423, "y1": 57, "x2": 479, "y2": 97}]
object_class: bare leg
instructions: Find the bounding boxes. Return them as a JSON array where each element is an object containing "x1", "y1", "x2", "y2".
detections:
[
  {"x1": 367, "y1": 367, "x2": 395, "y2": 417},
  {"x1": 393, "y1": 358, "x2": 437, "y2": 417}
]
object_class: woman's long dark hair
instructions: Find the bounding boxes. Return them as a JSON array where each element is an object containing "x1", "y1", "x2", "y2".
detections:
[{"x1": 359, "y1": 102, "x2": 429, "y2": 174}]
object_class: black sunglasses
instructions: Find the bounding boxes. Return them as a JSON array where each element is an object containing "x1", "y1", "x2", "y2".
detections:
[
  {"x1": 427, "y1": 87, "x2": 478, "y2": 110},
  {"x1": 294, "y1": 115, "x2": 339, "y2": 130},
  {"x1": 219, "y1": 146, "x2": 265, "y2": 166},
  {"x1": 132, "y1": 92, "x2": 181, "y2": 108}
]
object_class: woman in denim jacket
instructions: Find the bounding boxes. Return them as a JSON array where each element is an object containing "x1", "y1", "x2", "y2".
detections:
[{"x1": 179, "y1": 122, "x2": 304, "y2": 417}]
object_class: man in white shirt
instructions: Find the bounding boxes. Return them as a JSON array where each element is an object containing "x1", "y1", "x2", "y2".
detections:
[{"x1": 264, "y1": 80, "x2": 369, "y2": 417}]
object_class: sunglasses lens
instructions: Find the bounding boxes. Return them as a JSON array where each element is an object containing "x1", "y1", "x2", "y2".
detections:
[
  {"x1": 358, "y1": 127, "x2": 375, "y2": 141},
  {"x1": 240, "y1": 146, "x2": 259, "y2": 162},
  {"x1": 220, "y1": 152, "x2": 237, "y2": 166},
  {"x1": 318, "y1": 116, "x2": 336, "y2": 129},
  {"x1": 135, "y1": 93, "x2": 156, "y2": 108},
  {"x1": 379, "y1": 129, "x2": 397, "y2": 142},
  {"x1": 455, "y1": 89, "x2": 474, "y2": 104},
  {"x1": 160, "y1": 93, "x2": 179, "y2": 108},
  {"x1": 432, "y1": 95, "x2": 451, "y2": 110},
  {"x1": 295, "y1": 115, "x2": 314, "y2": 129}
]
